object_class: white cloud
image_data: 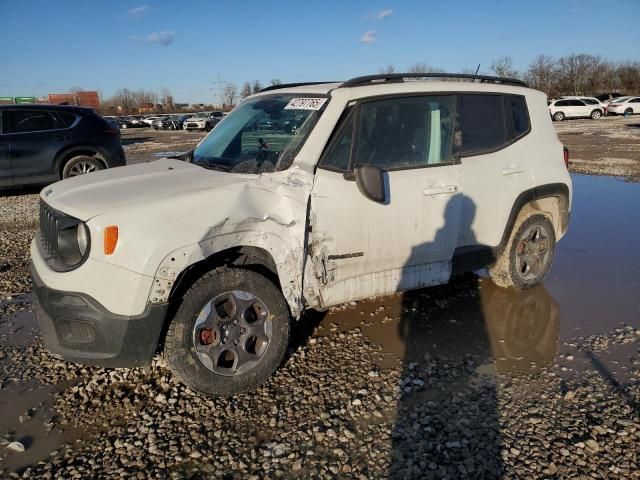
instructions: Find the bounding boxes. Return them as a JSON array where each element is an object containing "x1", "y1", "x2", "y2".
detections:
[
  {"x1": 145, "y1": 31, "x2": 175, "y2": 46},
  {"x1": 375, "y1": 9, "x2": 393, "y2": 20},
  {"x1": 365, "y1": 9, "x2": 393, "y2": 20},
  {"x1": 360, "y1": 30, "x2": 376, "y2": 44},
  {"x1": 127, "y1": 5, "x2": 150, "y2": 17}
]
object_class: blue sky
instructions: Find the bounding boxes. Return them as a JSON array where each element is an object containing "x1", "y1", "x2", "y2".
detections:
[{"x1": 1, "y1": 0, "x2": 639, "y2": 104}]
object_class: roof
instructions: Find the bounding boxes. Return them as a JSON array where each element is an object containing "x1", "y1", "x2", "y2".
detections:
[
  {"x1": 258, "y1": 73, "x2": 529, "y2": 96},
  {"x1": 0, "y1": 103, "x2": 93, "y2": 112}
]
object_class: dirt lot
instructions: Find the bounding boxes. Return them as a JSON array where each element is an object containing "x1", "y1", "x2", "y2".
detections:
[
  {"x1": 0, "y1": 120, "x2": 639, "y2": 478},
  {"x1": 555, "y1": 115, "x2": 640, "y2": 179}
]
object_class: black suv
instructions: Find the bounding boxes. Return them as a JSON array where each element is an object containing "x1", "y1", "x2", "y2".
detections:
[{"x1": 0, "y1": 105, "x2": 125, "y2": 188}]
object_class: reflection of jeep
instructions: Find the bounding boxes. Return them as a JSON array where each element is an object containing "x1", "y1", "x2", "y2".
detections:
[{"x1": 31, "y1": 73, "x2": 572, "y2": 397}]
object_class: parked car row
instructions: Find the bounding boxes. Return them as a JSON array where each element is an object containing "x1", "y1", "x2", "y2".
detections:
[
  {"x1": 548, "y1": 94, "x2": 640, "y2": 121},
  {"x1": 103, "y1": 112, "x2": 226, "y2": 131}
]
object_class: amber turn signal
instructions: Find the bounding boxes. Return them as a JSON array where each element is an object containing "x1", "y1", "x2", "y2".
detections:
[{"x1": 104, "y1": 226, "x2": 119, "y2": 255}]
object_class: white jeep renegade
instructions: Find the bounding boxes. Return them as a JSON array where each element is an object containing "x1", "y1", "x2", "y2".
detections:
[{"x1": 31, "y1": 73, "x2": 572, "y2": 397}]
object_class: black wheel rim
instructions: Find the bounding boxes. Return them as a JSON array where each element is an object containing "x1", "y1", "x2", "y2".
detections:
[
  {"x1": 192, "y1": 290, "x2": 272, "y2": 376},
  {"x1": 514, "y1": 224, "x2": 552, "y2": 282}
]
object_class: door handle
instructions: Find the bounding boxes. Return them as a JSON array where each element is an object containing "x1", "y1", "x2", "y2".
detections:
[
  {"x1": 54, "y1": 135, "x2": 68, "y2": 141},
  {"x1": 501, "y1": 166, "x2": 525, "y2": 175},
  {"x1": 422, "y1": 185, "x2": 458, "y2": 196}
]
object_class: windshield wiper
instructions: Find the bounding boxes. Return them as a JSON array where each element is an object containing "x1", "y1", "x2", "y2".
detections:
[{"x1": 198, "y1": 162, "x2": 231, "y2": 172}]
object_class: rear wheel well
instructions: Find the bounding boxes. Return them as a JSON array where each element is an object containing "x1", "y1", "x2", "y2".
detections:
[
  {"x1": 498, "y1": 184, "x2": 570, "y2": 254},
  {"x1": 58, "y1": 150, "x2": 106, "y2": 179}
]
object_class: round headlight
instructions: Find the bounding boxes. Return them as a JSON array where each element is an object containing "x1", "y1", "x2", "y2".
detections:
[{"x1": 77, "y1": 223, "x2": 89, "y2": 256}]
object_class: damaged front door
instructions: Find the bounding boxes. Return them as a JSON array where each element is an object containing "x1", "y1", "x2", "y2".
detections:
[{"x1": 309, "y1": 95, "x2": 463, "y2": 307}]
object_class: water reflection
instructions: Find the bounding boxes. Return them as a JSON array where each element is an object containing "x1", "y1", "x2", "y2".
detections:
[{"x1": 319, "y1": 275, "x2": 560, "y2": 375}]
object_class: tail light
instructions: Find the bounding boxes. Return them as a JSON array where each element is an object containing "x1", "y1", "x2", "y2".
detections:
[
  {"x1": 104, "y1": 127, "x2": 119, "y2": 135},
  {"x1": 563, "y1": 146, "x2": 570, "y2": 169}
]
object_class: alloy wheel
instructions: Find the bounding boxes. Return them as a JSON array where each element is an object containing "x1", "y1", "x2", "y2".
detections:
[{"x1": 192, "y1": 290, "x2": 272, "y2": 376}]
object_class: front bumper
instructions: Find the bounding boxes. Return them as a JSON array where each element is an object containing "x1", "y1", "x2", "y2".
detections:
[
  {"x1": 184, "y1": 122, "x2": 206, "y2": 130},
  {"x1": 31, "y1": 265, "x2": 168, "y2": 368}
]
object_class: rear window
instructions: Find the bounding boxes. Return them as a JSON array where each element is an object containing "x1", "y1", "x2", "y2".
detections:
[
  {"x1": 55, "y1": 111, "x2": 77, "y2": 128},
  {"x1": 459, "y1": 94, "x2": 530, "y2": 157},
  {"x1": 506, "y1": 95, "x2": 530, "y2": 138},
  {"x1": 459, "y1": 95, "x2": 507, "y2": 156}
]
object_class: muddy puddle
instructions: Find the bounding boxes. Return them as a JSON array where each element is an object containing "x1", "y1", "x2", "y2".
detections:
[{"x1": 317, "y1": 174, "x2": 640, "y2": 380}]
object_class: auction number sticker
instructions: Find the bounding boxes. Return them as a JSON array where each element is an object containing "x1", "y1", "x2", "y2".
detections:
[{"x1": 284, "y1": 97, "x2": 327, "y2": 110}]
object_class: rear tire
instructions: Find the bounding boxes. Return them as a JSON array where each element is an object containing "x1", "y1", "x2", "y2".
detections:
[
  {"x1": 553, "y1": 112, "x2": 565, "y2": 121},
  {"x1": 62, "y1": 156, "x2": 103, "y2": 179},
  {"x1": 625, "y1": 108, "x2": 633, "y2": 116},
  {"x1": 590, "y1": 109, "x2": 602, "y2": 119},
  {"x1": 488, "y1": 214, "x2": 556, "y2": 290},
  {"x1": 164, "y1": 267, "x2": 290, "y2": 397}
]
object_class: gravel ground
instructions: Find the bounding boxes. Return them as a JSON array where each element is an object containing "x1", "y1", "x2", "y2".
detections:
[
  {"x1": 0, "y1": 281, "x2": 638, "y2": 479},
  {"x1": 1, "y1": 121, "x2": 639, "y2": 478},
  {"x1": 555, "y1": 115, "x2": 640, "y2": 180}
]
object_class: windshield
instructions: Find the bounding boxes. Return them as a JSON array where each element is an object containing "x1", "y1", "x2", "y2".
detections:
[
  {"x1": 612, "y1": 97, "x2": 630, "y2": 103},
  {"x1": 192, "y1": 94, "x2": 327, "y2": 174},
  {"x1": 193, "y1": 113, "x2": 208, "y2": 118}
]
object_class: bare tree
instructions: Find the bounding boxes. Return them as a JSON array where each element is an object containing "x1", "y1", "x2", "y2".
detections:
[
  {"x1": 555, "y1": 54, "x2": 598, "y2": 95},
  {"x1": 270, "y1": 78, "x2": 282, "y2": 86},
  {"x1": 525, "y1": 55, "x2": 557, "y2": 96},
  {"x1": 407, "y1": 63, "x2": 443, "y2": 74},
  {"x1": 160, "y1": 87, "x2": 174, "y2": 108},
  {"x1": 222, "y1": 83, "x2": 238, "y2": 107},
  {"x1": 240, "y1": 82, "x2": 252, "y2": 99},
  {"x1": 378, "y1": 64, "x2": 396, "y2": 74},
  {"x1": 490, "y1": 56, "x2": 518, "y2": 78},
  {"x1": 252, "y1": 80, "x2": 263, "y2": 94}
]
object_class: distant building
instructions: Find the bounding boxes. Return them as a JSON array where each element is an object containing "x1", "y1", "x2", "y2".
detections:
[{"x1": 48, "y1": 91, "x2": 100, "y2": 109}]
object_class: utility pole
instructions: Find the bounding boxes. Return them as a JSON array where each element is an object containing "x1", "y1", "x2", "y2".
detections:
[{"x1": 210, "y1": 74, "x2": 229, "y2": 109}]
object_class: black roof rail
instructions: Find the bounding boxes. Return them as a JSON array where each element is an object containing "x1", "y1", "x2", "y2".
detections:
[
  {"x1": 340, "y1": 72, "x2": 527, "y2": 88},
  {"x1": 259, "y1": 81, "x2": 339, "y2": 93}
]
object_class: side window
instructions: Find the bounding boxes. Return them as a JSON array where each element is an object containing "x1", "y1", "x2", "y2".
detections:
[
  {"x1": 571, "y1": 100, "x2": 586, "y2": 106},
  {"x1": 11, "y1": 110, "x2": 57, "y2": 133},
  {"x1": 354, "y1": 95, "x2": 456, "y2": 169},
  {"x1": 506, "y1": 95, "x2": 530, "y2": 139},
  {"x1": 459, "y1": 94, "x2": 507, "y2": 156},
  {"x1": 320, "y1": 109, "x2": 355, "y2": 171},
  {"x1": 630, "y1": 98, "x2": 640, "y2": 103},
  {"x1": 54, "y1": 111, "x2": 77, "y2": 128},
  {"x1": 555, "y1": 100, "x2": 569, "y2": 107}
]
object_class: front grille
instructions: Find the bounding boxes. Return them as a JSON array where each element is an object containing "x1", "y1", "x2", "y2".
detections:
[{"x1": 39, "y1": 199, "x2": 61, "y2": 257}]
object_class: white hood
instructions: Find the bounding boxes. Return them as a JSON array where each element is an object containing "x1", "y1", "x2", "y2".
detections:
[{"x1": 41, "y1": 159, "x2": 255, "y2": 221}]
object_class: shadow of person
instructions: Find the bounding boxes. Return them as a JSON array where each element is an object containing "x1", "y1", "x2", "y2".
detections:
[{"x1": 388, "y1": 194, "x2": 560, "y2": 479}]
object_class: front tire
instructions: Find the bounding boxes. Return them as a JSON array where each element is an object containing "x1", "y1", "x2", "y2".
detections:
[
  {"x1": 488, "y1": 214, "x2": 556, "y2": 290},
  {"x1": 164, "y1": 267, "x2": 290, "y2": 397},
  {"x1": 62, "y1": 155, "x2": 103, "y2": 179},
  {"x1": 590, "y1": 109, "x2": 602, "y2": 119},
  {"x1": 553, "y1": 112, "x2": 565, "y2": 121}
]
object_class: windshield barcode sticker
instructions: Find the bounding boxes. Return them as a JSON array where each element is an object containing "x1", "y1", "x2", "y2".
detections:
[{"x1": 284, "y1": 97, "x2": 327, "y2": 110}]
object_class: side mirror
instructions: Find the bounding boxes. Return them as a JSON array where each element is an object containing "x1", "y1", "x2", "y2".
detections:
[{"x1": 354, "y1": 164, "x2": 386, "y2": 203}]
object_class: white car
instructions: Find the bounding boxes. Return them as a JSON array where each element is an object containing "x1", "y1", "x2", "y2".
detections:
[
  {"x1": 549, "y1": 98, "x2": 604, "y2": 121},
  {"x1": 183, "y1": 111, "x2": 224, "y2": 131},
  {"x1": 606, "y1": 96, "x2": 640, "y2": 116},
  {"x1": 142, "y1": 116, "x2": 163, "y2": 126},
  {"x1": 31, "y1": 73, "x2": 572, "y2": 397},
  {"x1": 559, "y1": 96, "x2": 608, "y2": 115}
]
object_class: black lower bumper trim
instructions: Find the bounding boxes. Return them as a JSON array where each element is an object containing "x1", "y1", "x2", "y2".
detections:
[{"x1": 31, "y1": 264, "x2": 168, "y2": 368}]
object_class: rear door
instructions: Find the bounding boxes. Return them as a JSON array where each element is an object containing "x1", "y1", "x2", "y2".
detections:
[
  {"x1": 0, "y1": 111, "x2": 11, "y2": 187},
  {"x1": 7, "y1": 109, "x2": 63, "y2": 184},
  {"x1": 310, "y1": 94, "x2": 462, "y2": 306},
  {"x1": 458, "y1": 94, "x2": 535, "y2": 249}
]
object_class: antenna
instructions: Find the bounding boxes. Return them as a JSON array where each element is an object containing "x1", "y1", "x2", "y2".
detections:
[{"x1": 475, "y1": 64, "x2": 481, "y2": 75}]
